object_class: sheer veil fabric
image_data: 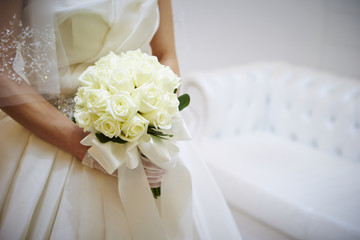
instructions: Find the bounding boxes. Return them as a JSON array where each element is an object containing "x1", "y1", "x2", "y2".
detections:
[{"x1": 0, "y1": 0, "x2": 242, "y2": 239}]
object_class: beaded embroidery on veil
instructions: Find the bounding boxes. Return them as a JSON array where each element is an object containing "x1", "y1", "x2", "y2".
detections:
[
  {"x1": 0, "y1": 13, "x2": 76, "y2": 116},
  {"x1": 0, "y1": 14, "x2": 56, "y2": 85},
  {"x1": 0, "y1": 0, "x2": 62, "y2": 109}
]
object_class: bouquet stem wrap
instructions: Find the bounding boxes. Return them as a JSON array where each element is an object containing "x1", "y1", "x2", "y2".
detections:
[{"x1": 80, "y1": 115, "x2": 193, "y2": 239}]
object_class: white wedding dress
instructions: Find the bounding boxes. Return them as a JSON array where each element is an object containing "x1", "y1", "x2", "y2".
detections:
[{"x1": 0, "y1": 0, "x2": 241, "y2": 239}]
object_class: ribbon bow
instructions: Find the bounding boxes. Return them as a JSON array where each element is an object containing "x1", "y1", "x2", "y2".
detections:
[{"x1": 80, "y1": 115, "x2": 193, "y2": 239}]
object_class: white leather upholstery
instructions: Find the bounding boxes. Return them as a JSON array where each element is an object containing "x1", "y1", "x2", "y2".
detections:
[
  {"x1": 181, "y1": 62, "x2": 360, "y2": 240},
  {"x1": 197, "y1": 134, "x2": 360, "y2": 240},
  {"x1": 268, "y1": 65, "x2": 360, "y2": 162},
  {"x1": 183, "y1": 62, "x2": 360, "y2": 162}
]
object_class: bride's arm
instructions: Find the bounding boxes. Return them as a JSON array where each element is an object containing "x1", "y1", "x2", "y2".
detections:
[
  {"x1": 1, "y1": 84, "x2": 89, "y2": 160},
  {"x1": 0, "y1": 0, "x2": 89, "y2": 160},
  {"x1": 151, "y1": 0, "x2": 180, "y2": 77}
]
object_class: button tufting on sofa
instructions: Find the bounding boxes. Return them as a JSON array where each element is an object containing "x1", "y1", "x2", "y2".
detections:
[{"x1": 182, "y1": 62, "x2": 360, "y2": 240}]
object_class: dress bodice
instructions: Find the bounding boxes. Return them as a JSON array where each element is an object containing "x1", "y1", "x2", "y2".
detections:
[{"x1": 20, "y1": 0, "x2": 159, "y2": 95}]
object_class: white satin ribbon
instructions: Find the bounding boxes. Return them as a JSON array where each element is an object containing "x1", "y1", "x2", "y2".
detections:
[
  {"x1": 80, "y1": 115, "x2": 193, "y2": 239},
  {"x1": 80, "y1": 115, "x2": 191, "y2": 173},
  {"x1": 81, "y1": 134, "x2": 139, "y2": 172}
]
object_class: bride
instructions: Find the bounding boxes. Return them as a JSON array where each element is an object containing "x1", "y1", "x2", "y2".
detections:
[{"x1": 0, "y1": 0, "x2": 242, "y2": 239}]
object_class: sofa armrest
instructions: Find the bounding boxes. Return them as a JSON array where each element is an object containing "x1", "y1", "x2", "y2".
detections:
[{"x1": 182, "y1": 63, "x2": 272, "y2": 140}]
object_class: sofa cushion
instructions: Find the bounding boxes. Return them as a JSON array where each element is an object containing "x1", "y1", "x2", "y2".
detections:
[{"x1": 196, "y1": 134, "x2": 360, "y2": 240}]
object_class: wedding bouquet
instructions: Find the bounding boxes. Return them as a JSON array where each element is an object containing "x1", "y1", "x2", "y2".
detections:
[{"x1": 74, "y1": 49, "x2": 190, "y2": 198}]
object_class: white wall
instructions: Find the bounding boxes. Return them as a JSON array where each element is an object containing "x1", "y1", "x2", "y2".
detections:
[{"x1": 173, "y1": 0, "x2": 360, "y2": 80}]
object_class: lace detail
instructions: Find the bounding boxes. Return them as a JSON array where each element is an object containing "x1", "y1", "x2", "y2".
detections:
[
  {"x1": 44, "y1": 95, "x2": 76, "y2": 119},
  {"x1": 0, "y1": 14, "x2": 56, "y2": 84}
]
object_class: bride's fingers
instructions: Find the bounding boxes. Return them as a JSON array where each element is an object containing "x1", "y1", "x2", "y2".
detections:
[
  {"x1": 144, "y1": 169, "x2": 167, "y2": 177},
  {"x1": 147, "y1": 179, "x2": 162, "y2": 189},
  {"x1": 147, "y1": 177, "x2": 162, "y2": 183},
  {"x1": 83, "y1": 151, "x2": 165, "y2": 181},
  {"x1": 141, "y1": 157, "x2": 166, "y2": 173},
  {"x1": 140, "y1": 153, "x2": 167, "y2": 189},
  {"x1": 82, "y1": 153, "x2": 118, "y2": 177},
  {"x1": 93, "y1": 161, "x2": 118, "y2": 177},
  {"x1": 149, "y1": 182, "x2": 161, "y2": 188},
  {"x1": 141, "y1": 156, "x2": 161, "y2": 167}
]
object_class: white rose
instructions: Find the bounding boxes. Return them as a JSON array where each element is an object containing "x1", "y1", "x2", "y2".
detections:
[
  {"x1": 78, "y1": 67, "x2": 99, "y2": 88},
  {"x1": 95, "y1": 51, "x2": 121, "y2": 71},
  {"x1": 143, "y1": 54, "x2": 163, "y2": 70},
  {"x1": 162, "y1": 92, "x2": 180, "y2": 116},
  {"x1": 74, "y1": 107, "x2": 99, "y2": 132},
  {"x1": 153, "y1": 66, "x2": 181, "y2": 92},
  {"x1": 132, "y1": 82, "x2": 165, "y2": 113},
  {"x1": 74, "y1": 87, "x2": 87, "y2": 107},
  {"x1": 93, "y1": 66, "x2": 112, "y2": 90},
  {"x1": 94, "y1": 113, "x2": 121, "y2": 138},
  {"x1": 85, "y1": 88, "x2": 111, "y2": 114},
  {"x1": 106, "y1": 92, "x2": 137, "y2": 122},
  {"x1": 132, "y1": 60, "x2": 155, "y2": 87},
  {"x1": 79, "y1": 66, "x2": 110, "y2": 90},
  {"x1": 142, "y1": 109, "x2": 173, "y2": 130},
  {"x1": 120, "y1": 49, "x2": 142, "y2": 62},
  {"x1": 108, "y1": 68, "x2": 135, "y2": 93},
  {"x1": 118, "y1": 49, "x2": 163, "y2": 88},
  {"x1": 118, "y1": 52, "x2": 140, "y2": 73},
  {"x1": 120, "y1": 113, "x2": 149, "y2": 142}
]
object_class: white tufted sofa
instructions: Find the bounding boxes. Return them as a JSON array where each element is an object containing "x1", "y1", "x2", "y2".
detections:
[{"x1": 181, "y1": 62, "x2": 360, "y2": 240}]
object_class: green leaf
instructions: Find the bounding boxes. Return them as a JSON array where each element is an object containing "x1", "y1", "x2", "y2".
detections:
[
  {"x1": 71, "y1": 117, "x2": 76, "y2": 123},
  {"x1": 178, "y1": 93, "x2": 190, "y2": 111},
  {"x1": 147, "y1": 126, "x2": 173, "y2": 139},
  {"x1": 95, "y1": 132, "x2": 127, "y2": 144},
  {"x1": 151, "y1": 188, "x2": 157, "y2": 199},
  {"x1": 151, "y1": 187, "x2": 161, "y2": 199},
  {"x1": 111, "y1": 137, "x2": 128, "y2": 144}
]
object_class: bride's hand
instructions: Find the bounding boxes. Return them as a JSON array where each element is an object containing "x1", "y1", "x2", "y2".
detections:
[
  {"x1": 140, "y1": 153, "x2": 167, "y2": 188},
  {"x1": 82, "y1": 151, "x2": 166, "y2": 188},
  {"x1": 82, "y1": 152, "x2": 118, "y2": 177}
]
